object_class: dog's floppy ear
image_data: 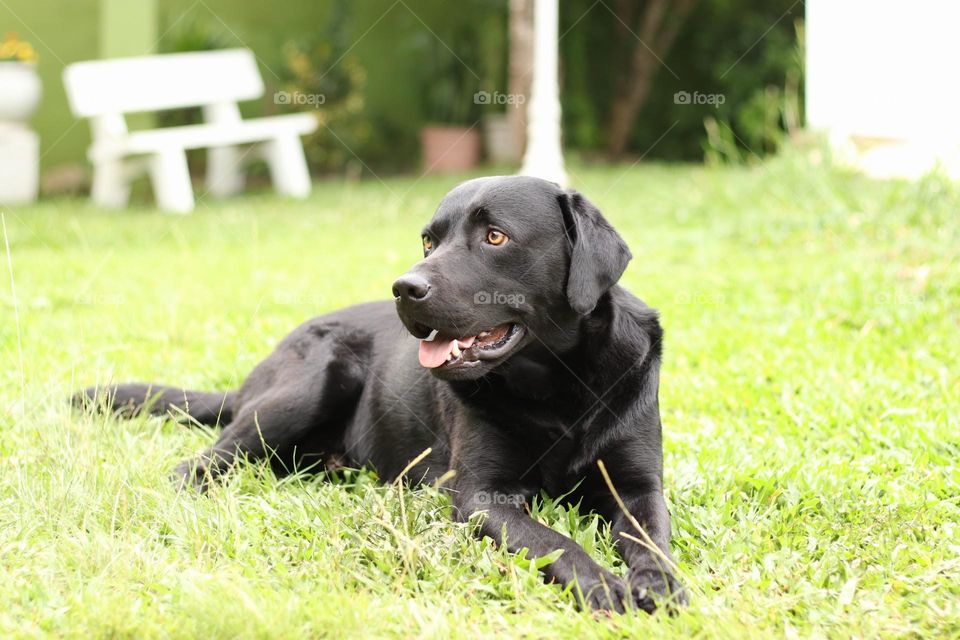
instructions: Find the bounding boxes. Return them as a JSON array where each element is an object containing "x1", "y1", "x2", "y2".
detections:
[{"x1": 558, "y1": 189, "x2": 632, "y2": 315}]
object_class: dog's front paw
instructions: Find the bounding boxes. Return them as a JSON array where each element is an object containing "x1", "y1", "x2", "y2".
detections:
[
  {"x1": 171, "y1": 458, "x2": 212, "y2": 493},
  {"x1": 628, "y1": 566, "x2": 687, "y2": 613},
  {"x1": 576, "y1": 571, "x2": 634, "y2": 614}
]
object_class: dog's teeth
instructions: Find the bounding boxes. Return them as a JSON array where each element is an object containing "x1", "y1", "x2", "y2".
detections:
[
  {"x1": 451, "y1": 343, "x2": 461, "y2": 357},
  {"x1": 447, "y1": 353, "x2": 454, "y2": 361},
  {"x1": 478, "y1": 331, "x2": 489, "y2": 338},
  {"x1": 424, "y1": 329, "x2": 439, "y2": 342}
]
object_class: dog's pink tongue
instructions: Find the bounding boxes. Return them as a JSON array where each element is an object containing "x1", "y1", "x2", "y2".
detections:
[
  {"x1": 418, "y1": 335, "x2": 477, "y2": 368},
  {"x1": 419, "y1": 338, "x2": 456, "y2": 368}
]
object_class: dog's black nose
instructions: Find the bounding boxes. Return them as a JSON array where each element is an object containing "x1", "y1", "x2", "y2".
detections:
[{"x1": 392, "y1": 274, "x2": 431, "y2": 302}]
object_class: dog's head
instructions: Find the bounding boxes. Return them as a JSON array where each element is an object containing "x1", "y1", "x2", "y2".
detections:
[{"x1": 393, "y1": 176, "x2": 631, "y2": 380}]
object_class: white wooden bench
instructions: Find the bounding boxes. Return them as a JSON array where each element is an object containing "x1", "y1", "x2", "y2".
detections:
[{"x1": 63, "y1": 49, "x2": 317, "y2": 213}]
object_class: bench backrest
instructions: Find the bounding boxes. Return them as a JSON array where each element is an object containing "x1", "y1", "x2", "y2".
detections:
[{"x1": 64, "y1": 48, "x2": 264, "y2": 118}]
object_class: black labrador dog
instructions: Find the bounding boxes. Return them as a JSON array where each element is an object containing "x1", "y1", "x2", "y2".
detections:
[{"x1": 78, "y1": 176, "x2": 685, "y2": 613}]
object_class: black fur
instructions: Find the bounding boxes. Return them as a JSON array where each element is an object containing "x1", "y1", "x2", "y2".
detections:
[{"x1": 75, "y1": 176, "x2": 685, "y2": 613}]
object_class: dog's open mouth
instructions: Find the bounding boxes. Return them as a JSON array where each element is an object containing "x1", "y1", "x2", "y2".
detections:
[{"x1": 417, "y1": 323, "x2": 524, "y2": 369}]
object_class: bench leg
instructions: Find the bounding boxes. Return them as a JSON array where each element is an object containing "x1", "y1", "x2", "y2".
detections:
[
  {"x1": 263, "y1": 134, "x2": 311, "y2": 198},
  {"x1": 150, "y1": 150, "x2": 195, "y2": 213},
  {"x1": 91, "y1": 159, "x2": 131, "y2": 209},
  {"x1": 206, "y1": 145, "x2": 245, "y2": 198}
]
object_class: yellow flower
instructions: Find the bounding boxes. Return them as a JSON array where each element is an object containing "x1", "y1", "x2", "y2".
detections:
[
  {"x1": 17, "y1": 42, "x2": 36, "y2": 62},
  {"x1": 0, "y1": 32, "x2": 36, "y2": 62}
]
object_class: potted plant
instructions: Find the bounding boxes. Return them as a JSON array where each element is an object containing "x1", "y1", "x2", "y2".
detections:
[
  {"x1": 410, "y1": 23, "x2": 484, "y2": 174},
  {"x1": 476, "y1": 6, "x2": 521, "y2": 166},
  {"x1": 0, "y1": 32, "x2": 41, "y2": 205},
  {"x1": 278, "y1": 0, "x2": 370, "y2": 178},
  {"x1": 0, "y1": 32, "x2": 41, "y2": 124}
]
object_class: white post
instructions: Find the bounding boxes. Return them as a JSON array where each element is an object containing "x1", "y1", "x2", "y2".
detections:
[{"x1": 520, "y1": 0, "x2": 567, "y2": 186}]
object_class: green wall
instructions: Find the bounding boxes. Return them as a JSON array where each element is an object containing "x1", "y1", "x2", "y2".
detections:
[{"x1": 160, "y1": 0, "x2": 332, "y2": 86}]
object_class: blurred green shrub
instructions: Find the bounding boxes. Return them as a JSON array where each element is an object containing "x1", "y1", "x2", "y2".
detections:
[
  {"x1": 279, "y1": 39, "x2": 370, "y2": 175},
  {"x1": 157, "y1": 20, "x2": 234, "y2": 130},
  {"x1": 561, "y1": 0, "x2": 804, "y2": 162},
  {"x1": 159, "y1": 19, "x2": 234, "y2": 55},
  {"x1": 154, "y1": 19, "x2": 234, "y2": 176},
  {"x1": 706, "y1": 18, "x2": 804, "y2": 164},
  {"x1": 278, "y1": 0, "x2": 370, "y2": 176},
  {"x1": 405, "y1": 27, "x2": 482, "y2": 126}
]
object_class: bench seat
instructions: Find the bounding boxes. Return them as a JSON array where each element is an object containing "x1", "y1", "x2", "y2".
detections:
[
  {"x1": 89, "y1": 114, "x2": 318, "y2": 160},
  {"x1": 64, "y1": 49, "x2": 318, "y2": 213}
]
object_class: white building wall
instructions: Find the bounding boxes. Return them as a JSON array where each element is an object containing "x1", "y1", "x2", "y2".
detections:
[{"x1": 806, "y1": 0, "x2": 960, "y2": 177}]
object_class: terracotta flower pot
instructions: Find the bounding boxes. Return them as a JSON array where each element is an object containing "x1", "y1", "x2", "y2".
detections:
[
  {"x1": 0, "y1": 62, "x2": 42, "y2": 123},
  {"x1": 420, "y1": 125, "x2": 481, "y2": 174}
]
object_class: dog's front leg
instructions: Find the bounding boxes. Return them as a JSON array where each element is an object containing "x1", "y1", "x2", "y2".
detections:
[
  {"x1": 600, "y1": 444, "x2": 687, "y2": 613},
  {"x1": 451, "y1": 484, "x2": 635, "y2": 612},
  {"x1": 610, "y1": 486, "x2": 687, "y2": 612},
  {"x1": 449, "y1": 422, "x2": 633, "y2": 612}
]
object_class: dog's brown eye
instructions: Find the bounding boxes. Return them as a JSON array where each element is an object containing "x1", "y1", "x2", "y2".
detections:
[
  {"x1": 422, "y1": 236, "x2": 433, "y2": 253},
  {"x1": 486, "y1": 229, "x2": 508, "y2": 246}
]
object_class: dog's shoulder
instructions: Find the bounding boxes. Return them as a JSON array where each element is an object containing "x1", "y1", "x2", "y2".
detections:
[
  {"x1": 578, "y1": 286, "x2": 664, "y2": 413},
  {"x1": 601, "y1": 286, "x2": 663, "y2": 358}
]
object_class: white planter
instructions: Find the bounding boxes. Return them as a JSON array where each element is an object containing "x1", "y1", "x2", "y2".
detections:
[
  {"x1": 0, "y1": 62, "x2": 42, "y2": 123},
  {"x1": 484, "y1": 114, "x2": 517, "y2": 164},
  {"x1": 0, "y1": 126, "x2": 39, "y2": 204}
]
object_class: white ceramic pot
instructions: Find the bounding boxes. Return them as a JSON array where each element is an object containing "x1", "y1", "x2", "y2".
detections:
[
  {"x1": 483, "y1": 113, "x2": 516, "y2": 164},
  {"x1": 0, "y1": 62, "x2": 42, "y2": 123}
]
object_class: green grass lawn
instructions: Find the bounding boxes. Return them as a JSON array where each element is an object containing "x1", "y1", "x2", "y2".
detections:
[{"x1": 1, "y1": 156, "x2": 958, "y2": 638}]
